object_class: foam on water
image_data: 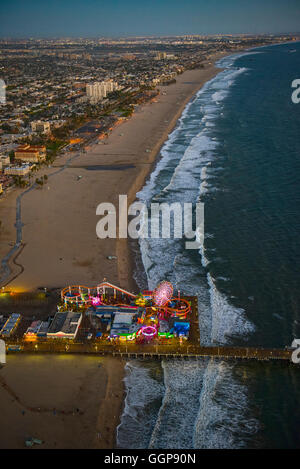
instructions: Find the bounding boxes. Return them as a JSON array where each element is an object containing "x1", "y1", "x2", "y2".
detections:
[
  {"x1": 208, "y1": 273, "x2": 255, "y2": 344},
  {"x1": 149, "y1": 359, "x2": 209, "y2": 449},
  {"x1": 118, "y1": 51, "x2": 258, "y2": 449},
  {"x1": 193, "y1": 360, "x2": 259, "y2": 448},
  {"x1": 117, "y1": 361, "x2": 164, "y2": 449}
]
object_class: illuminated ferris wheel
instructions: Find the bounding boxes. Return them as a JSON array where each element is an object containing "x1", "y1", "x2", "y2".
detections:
[{"x1": 152, "y1": 281, "x2": 173, "y2": 307}]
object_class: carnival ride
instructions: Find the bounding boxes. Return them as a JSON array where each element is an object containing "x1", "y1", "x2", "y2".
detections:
[
  {"x1": 61, "y1": 281, "x2": 137, "y2": 307},
  {"x1": 61, "y1": 280, "x2": 191, "y2": 342},
  {"x1": 136, "y1": 325, "x2": 157, "y2": 341},
  {"x1": 151, "y1": 281, "x2": 190, "y2": 318},
  {"x1": 164, "y1": 298, "x2": 191, "y2": 319},
  {"x1": 61, "y1": 280, "x2": 190, "y2": 318},
  {"x1": 152, "y1": 281, "x2": 173, "y2": 307}
]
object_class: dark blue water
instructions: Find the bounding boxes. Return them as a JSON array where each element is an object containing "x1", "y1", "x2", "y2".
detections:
[
  {"x1": 205, "y1": 43, "x2": 300, "y2": 349},
  {"x1": 118, "y1": 43, "x2": 300, "y2": 449}
]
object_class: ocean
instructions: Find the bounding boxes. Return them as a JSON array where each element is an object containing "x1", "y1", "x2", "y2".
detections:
[{"x1": 117, "y1": 42, "x2": 300, "y2": 449}]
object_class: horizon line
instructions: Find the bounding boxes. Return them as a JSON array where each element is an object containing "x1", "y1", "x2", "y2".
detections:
[{"x1": 1, "y1": 32, "x2": 300, "y2": 40}]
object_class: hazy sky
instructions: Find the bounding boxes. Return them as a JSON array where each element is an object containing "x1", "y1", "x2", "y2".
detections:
[{"x1": 0, "y1": 0, "x2": 299, "y2": 37}]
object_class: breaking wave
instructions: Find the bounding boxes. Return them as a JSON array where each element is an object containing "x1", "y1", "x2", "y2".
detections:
[{"x1": 117, "y1": 51, "x2": 258, "y2": 449}]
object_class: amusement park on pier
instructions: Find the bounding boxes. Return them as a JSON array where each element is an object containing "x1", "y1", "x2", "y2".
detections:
[
  {"x1": 60, "y1": 280, "x2": 193, "y2": 343},
  {"x1": 0, "y1": 281, "x2": 294, "y2": 362},
  {"x1": 0, "y1": 280, "x2": 198, "y2": 348}
]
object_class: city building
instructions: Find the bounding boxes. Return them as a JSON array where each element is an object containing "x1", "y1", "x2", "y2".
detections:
[
  {"x1": 0, "y1": 313, "x2": 21, "y2": 337},
  {"x1": 4, "y1": 164, "x2": 31, "y2": 176},
  {"x1": 0, "y1": 155, "x2": 11, "y2": 173},
  {"x1": 86, "y1": 80, "x2": 118, "y2": 104},
  {"x1": 0, "y1": 155, "x2": 10, "y2": 167},
  {"x1": 47, "y1": 311, "x2": 82, "y2": 339},
  {"x1": 0, "y1": 173, "x2": 13, "y2": 191},
  {"x1": 24, "y1": 320, "x2": 50, "y2": 339},
  {"x1": 14, "y1": 144, "x2": 46, "y2": 163},
  {"x1": 110, "y1": 311, "x2": 140, "y2": 340},
  {"x1": 36, "y1": 320, "x2": 51, "y2": 337},
  {"x1": 155, "y1": 52, "x2": 167, "y2": 60},
  {"x1": 31, "y1": 120, "x2": 51, "y2": 134}
]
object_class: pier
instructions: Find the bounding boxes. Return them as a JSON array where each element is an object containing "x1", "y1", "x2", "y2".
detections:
[
  {"x1": 0, "y1": 288, "x2": 296, "y2": 364},
  {"x1": 4, "y1": 341, "x2": 294, "y2": 362}
]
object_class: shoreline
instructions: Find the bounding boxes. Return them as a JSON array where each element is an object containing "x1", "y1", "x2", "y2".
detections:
[
  {"x1": 116, "y1": 67, "x2": 219, "y2": 291},
  {"x1": 94, "y1": 356, "x2": 125, "y2": 449},
  {"x1": 115, "y1": 51, "x2": 230, "y2": 292},
  {"x1": 0, "y1": 50, "x2": 233, "y2": 293}
]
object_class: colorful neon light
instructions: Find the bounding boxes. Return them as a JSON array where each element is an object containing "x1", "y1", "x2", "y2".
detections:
[
  {"x1": 91, "y1": 296, "x2": 101, "y2": 306},
  {"x1": 61, "y1": 282, "x2": 137, "y2": 306},
  {"x1": 140, "y1": 325, "x2": 157, "y2": 338},
  {"x1": 165, "y1": 298, "x2": 191, "y2": 318},
  {"x1": 152, "y1": 281, "x2": 173, "y2": 307}
]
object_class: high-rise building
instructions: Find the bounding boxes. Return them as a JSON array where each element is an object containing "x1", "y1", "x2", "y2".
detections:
[
  {"x1": 155, "y1": 52, "x2": 167, "y2": 60},
  {"x1": 86, "y1": 80, "x2": 118, "y2": 104}
]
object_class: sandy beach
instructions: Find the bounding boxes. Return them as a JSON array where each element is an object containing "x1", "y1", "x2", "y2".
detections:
[
  {"x1": 0, "y1": 52, "x2": 228, "y2": 294},
  {"x1": 0, "y1": 355, "x2": 125, "y2": 449}
]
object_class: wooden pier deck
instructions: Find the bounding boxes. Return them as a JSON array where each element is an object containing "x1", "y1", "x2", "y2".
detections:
[{"x1": 4, "y1": 341, "x2": 294, "y2": 362}]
